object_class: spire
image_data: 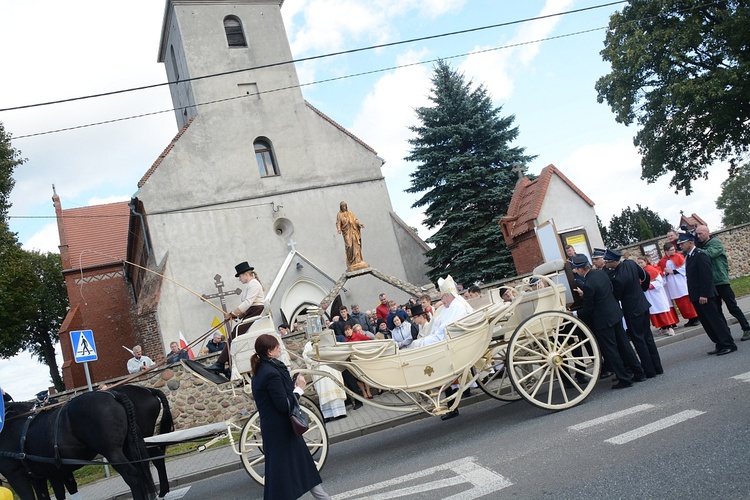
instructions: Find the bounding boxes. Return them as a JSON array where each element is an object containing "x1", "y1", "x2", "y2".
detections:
[{"x1": 52, "y1": 184, "x2": 71, "y2": 268}]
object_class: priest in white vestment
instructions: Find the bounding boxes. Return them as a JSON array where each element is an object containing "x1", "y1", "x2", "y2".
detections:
[{"x1": 410, "y1": 275, "x2": 474, "y2": 348}]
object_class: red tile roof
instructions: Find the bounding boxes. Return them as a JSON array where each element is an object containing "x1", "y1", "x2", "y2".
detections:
[
  {"x1": 61, "y1": 201, "x2": 131, "y2": 270},
  {"x1": 679, "y1": 213, "x2": 706, "y2": 229},
  {"x1": 500, "y1": 164, "x2": 595, "y2": 242}
]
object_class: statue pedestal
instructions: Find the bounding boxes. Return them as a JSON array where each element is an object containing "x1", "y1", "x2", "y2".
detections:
[{"x1": 347, "y1": 261, "x2": 370, "y2": 272}]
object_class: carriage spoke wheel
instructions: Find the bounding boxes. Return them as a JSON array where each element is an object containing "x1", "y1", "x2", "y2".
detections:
[
  {"x1": 507, "y1": 311, "x2": 600, "y2": 410},
  {"x1": 240, "y1": 405, "x2": 329, "y2": 486},
  {"x1": 473, "y1": 343, "x2": 528, "y2": 401}
]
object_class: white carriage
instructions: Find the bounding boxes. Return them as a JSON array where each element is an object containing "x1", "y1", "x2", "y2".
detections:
[{"x1": 183, "y1": 259, "x2": 600, "y2": 485}]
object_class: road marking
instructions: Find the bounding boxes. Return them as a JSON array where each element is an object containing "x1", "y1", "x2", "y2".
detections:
[
  {"x1": 164, "y1": 486, "x2": 191, "y2": 499},
  {"x1": 568, "y1": 404, "x2": 655, "y2": 431},
  {"x1": 332, "y1": 456, "x2": 512, "y2": 499},
  {"x1": 730, "y1": 372, "x2": 750, "y2": 382},
  {"x1": 605, "y1": 410, "x2": 705, "y2": 445}
]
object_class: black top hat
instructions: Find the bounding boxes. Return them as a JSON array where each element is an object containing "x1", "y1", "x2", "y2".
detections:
[
  {"x1": 409, "y1": 303, "x2": 426, "y2": 317},
  {"x1": 234, "y1": 261, "x2": 254, "y2": 277}
]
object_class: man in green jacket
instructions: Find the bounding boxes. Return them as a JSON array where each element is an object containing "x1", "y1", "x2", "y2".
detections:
[{"x1": 696, "y1": 225, "x2": 750, "y2": 341}]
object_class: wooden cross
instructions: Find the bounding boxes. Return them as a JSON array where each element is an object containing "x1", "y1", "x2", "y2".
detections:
[{"x1": 201, "y1": 274, "x2": 241, "y2": 313}]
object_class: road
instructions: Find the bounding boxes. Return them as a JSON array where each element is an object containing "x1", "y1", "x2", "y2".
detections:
[{"x1": 170, "y1": 326, "x2": 750, "y2": 499}]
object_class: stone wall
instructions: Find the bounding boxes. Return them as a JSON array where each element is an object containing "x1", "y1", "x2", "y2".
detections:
[
  {"x1": 49, "y1": 332, "x2": 312, "y2": 430},
  {"x1": 617, "y1": 222, "x2": 750, "y2": 278}
]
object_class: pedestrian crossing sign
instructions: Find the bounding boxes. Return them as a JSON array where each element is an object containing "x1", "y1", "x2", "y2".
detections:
[{"x1": 70, "y1": 330, "x2": 98, "y2": 363}]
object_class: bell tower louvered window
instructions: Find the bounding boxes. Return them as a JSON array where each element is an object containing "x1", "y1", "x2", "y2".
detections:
[{"x1": 224, "y1": 16, "x2": 247, "y2": 47}]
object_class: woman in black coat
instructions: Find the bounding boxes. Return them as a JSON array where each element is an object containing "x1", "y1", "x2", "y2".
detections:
[{"x1": 251, "y1": 334, "x2": 330, "y2": 500}]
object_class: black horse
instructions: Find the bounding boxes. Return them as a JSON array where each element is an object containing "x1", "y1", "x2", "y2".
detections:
[
  {"x1": 34, "y1": 386, "x2": 175, "y2": 500},
  {"x1": 0, "y1": 390, "x2": 157, "y2": 500}
]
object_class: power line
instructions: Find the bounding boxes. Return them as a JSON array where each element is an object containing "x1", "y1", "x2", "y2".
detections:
[
  {"x1": 11, "y1": 25, "x2": 606, "y2": 140},
  {"x1": 0, "y1": 1, "x2": 626, "y2": 113}
]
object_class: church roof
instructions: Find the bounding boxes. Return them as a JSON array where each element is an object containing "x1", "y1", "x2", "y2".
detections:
[
  {"x1": 499, "y1": 164, "x2": 595, "y2": 242},
  {"x1": 138, "y1": 117, "x2": 195, "y2": 188},
  {"x1": 60, "y1": 201, "x2": 131, "y2": 270},
  {"x1": 305, "y1": 101, "x2": 377, "y2": 154},
  {"x1": 679, "y1": 213, "x2": 706, "y2": 229}
]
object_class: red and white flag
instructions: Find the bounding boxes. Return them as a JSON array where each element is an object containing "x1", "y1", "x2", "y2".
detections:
[{"x1": 179, "y1": 331, "x2": 195, "y2": 359}]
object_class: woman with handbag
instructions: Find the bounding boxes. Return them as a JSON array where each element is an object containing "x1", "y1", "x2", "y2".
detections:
[{"x1": 250, "y1": 334, "x2": 330, "y2": 500}]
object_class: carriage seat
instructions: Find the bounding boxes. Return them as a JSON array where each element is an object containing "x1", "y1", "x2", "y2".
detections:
[{"x1": 313, "y1": 330, "x2": 398, "y2": 362}]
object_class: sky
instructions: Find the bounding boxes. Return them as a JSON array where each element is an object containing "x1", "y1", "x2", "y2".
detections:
[{"x1": 0, "y1": 0, "x2": 730, "y2": 400}]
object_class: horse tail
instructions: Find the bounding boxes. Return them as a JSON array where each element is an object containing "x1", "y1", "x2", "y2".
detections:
[
  {"x1": 112, "y1": 391, "x2": 157, "y2": 500},
  {"x1": 146, "y1": 388, "x2": 174, "y2": 435}
]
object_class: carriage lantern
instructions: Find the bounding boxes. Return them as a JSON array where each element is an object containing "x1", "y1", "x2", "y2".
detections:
[{"x1": 306, "y1": 307, "x2": 323, "y2": 336}]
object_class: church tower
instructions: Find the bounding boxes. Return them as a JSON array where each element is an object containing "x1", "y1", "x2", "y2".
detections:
[{"x1": 158, "y1": 0, "x2": 300, "y2": 129}]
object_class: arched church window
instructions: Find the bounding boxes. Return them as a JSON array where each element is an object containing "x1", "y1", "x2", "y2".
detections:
[
  {"x1": 224, "y1": 16, "x2": 247, "y2": 47},
  {"x1": 255, "y1": 138, "x2": 279, "y2": 177}
]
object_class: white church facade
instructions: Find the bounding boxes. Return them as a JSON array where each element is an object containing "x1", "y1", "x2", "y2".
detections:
[{"x1": 129, "y1": 0, "x2": 431, "y2": 350}]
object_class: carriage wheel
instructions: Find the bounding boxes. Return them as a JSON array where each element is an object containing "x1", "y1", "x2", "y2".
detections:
[
  {"x1": 240, "y1": 405, "x2": 329, "y2": 486},
  {"x1": 473, "y1": 344, "x2": 524, "y2": 401},
  {"x1": 299, "y1": 394, "x2": 324, "y2": 425},
  {"x1": 507, "y1": 311, "x2": 600, "y2": 411}
]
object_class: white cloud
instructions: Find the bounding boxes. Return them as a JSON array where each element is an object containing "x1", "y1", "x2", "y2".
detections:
[
  {"x1": 23, "y1": 223, "x2": 60, "y2": 254},
  {"x1": 0, "y1": 346, "x2": 64, "y2": 402},
  {"x1": 558, "y1": 140, "x2": 726, "y2": 231}
]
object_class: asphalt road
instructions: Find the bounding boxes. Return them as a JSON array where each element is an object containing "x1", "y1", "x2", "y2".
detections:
[{"x1": 176, "y1": 324, "x2": 750, "y2": 500}]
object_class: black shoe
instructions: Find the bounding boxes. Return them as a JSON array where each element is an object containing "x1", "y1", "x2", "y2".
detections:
[
  {"x1": 324, "y1": 417, "x2": 333, "y2": 423},
  {"x1": 599, "y1": 371, "x2": 613, "y2": 379},
  {"x1": 633, "y1": 375, "x2": 647, "y2": 382},
  {"x1": 685, "y1": 319, "x2": 701, "y2": 327},
  {"x1": 716, "y1": 346, "x2": 738, "y2": 356},
  {"x1": 707, "y1": 348, "x2": 720, "y2": 355},
  {"x1": 741, "y1": 330, "x2": 750, "y2": 342},
  {"x1": 612, "y1": 380, "x2": 633, "y2": 389},
  {"x1": 441, "y1": 409, "x2": 460, "y2": 421},
  {"x1": 335, "y1": 414, "x2": 347, "y2": 420},
  {"x1": 352, "y1": 401, "x2": 363, "y2": 410}
]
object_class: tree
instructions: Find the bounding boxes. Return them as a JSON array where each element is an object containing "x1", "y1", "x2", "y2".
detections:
[
  {"x1": 406, "y1": 60, "x2": 535, "y2": 284},
  {"x1": 595, "y1": 1, "x2": 750, "y2": 194},
  {"x1": 716, "y1": 162, "x2": 750, "y2": 227},
  {"x1": 604, "y1": 204, "x2": 673, "y2": 248}
]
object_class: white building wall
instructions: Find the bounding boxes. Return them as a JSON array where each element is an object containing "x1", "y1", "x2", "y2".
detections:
[{"x1": 537, "y1": 174, "x2": 604, "y2": 249}]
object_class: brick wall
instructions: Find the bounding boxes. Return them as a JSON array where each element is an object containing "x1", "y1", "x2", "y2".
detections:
[{"x1": 509, "y1": 232, "x2": 545, "y2": 275}]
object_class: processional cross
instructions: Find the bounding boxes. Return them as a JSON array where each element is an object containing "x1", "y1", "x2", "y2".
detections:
[{"x1": 201, "y1": 274, "x2": 241, "y2": 313}]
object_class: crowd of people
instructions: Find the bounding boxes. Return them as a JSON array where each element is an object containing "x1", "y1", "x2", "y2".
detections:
[{"x1": 568, "y1": 224, "x2": 747, "y2": 389}]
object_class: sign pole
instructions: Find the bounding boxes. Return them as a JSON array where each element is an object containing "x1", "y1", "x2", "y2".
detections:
[{"x1": 82, "y1": 362, "x2": 93, "y2": 391}]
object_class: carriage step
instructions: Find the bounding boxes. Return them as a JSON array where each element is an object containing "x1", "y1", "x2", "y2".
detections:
[{"x1": 182, "y1": 359, "x2": 231, "y2": 385}]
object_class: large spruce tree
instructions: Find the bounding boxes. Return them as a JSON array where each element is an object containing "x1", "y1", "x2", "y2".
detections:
[{"x1": 406, "y1": 61, "x2": 534, "y2": 285}]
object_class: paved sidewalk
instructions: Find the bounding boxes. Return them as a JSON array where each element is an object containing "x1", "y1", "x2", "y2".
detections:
[{"x1": 80, "y1": 296, "x2": 750, "y2": 499}]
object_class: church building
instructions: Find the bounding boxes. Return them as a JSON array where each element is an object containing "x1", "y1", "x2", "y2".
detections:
[{"x1": 53, "y1": 0, "x2": 430, "y2": 384}]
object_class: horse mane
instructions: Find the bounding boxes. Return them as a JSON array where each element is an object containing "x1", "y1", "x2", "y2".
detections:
[
  {"x1": 4, "y1": 401, "x2": 36, "y2": 420},
  {"x1": 109, "y1": 392, "x2": 157, "y2": 500}
]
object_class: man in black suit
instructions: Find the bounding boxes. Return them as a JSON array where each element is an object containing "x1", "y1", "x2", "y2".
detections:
[
  {"x1": 573, "y1": 255, "x2": 645, "y2": 389},
  {"x1": 678, "y1": 233, "x2": 737, "y2": 356},
  {"x1": 604, "y1": 249, "x2": 663, "y2": 377}
]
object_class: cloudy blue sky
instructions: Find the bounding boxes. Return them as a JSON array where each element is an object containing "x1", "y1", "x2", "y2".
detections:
[{"x1": 0, "y1": 0, "x2": 728, "y2": 399}]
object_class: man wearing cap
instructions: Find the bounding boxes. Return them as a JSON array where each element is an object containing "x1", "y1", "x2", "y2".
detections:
[
  {"x1": 678, "y1": 232, "x2": 738, "y2": 355},
  {"x1": 573, "y1": 255, "x2": 644, "y2": 388},
  {"x1": 604, "y1": 249, "x2": 663, "y2": 378},
  {"x1": 695, "y1": 225, "x2": 750, "y2": 341},
  {"x1": 591, "y1": 248, "x2": 607, "y2": 271}
]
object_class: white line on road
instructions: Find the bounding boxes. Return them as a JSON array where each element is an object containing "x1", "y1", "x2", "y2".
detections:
[
  {"x1": 331, "y1": 456, "x2": 512, "y2": 500},
  {"x1": 605, "y1": 410, "x2": 705, "y2": 445},
  {"x1": 568, "y1": 404, "x2": 655, "y2": 431},
  {"x1": 730, "y1": 372, "x2": 750, "y2": 382}
]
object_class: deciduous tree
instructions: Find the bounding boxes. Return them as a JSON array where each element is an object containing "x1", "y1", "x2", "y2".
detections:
[
  {"x1": 716, "y1": 162, "x2": 750, "y2": 227},
  {"x1": 605, "y1": 205, "x2": 672, "y2": 248},
  {"x1": 406, "y1": 61, "x2": 534, "y2": 284},
  {"x1": 596, "y1": 0, "x2": 750, "y2": 194}
]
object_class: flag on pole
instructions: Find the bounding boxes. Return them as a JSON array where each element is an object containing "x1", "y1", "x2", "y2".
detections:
[
  {"x1": 122, "y1": 345, "x2": 135, "y2": 356},
  {"x1": 179, "y1": 331, "x2": 195, "y2": 359},
  {"x1": 211, "y1": 316, "x2": 227, "y2": 336}
]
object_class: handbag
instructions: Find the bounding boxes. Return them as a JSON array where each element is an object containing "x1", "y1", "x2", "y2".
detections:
[{"x1": 288, "y1": 396, "x2": 309, "y2": 436}]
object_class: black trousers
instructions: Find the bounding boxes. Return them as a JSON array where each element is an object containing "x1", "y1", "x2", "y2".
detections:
[
  {"x1": 693, "y1": 298, "x2": 736, "y2": 350},
  {"x1": 624, "y1": 313, "x2": 663, "y2": 377},
  {"x1": 715, "y1": 284, "x2": 750, "y2": 330},
  {"x1": 594, "y1": 323, "x2": 641, "y2": 383}
]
